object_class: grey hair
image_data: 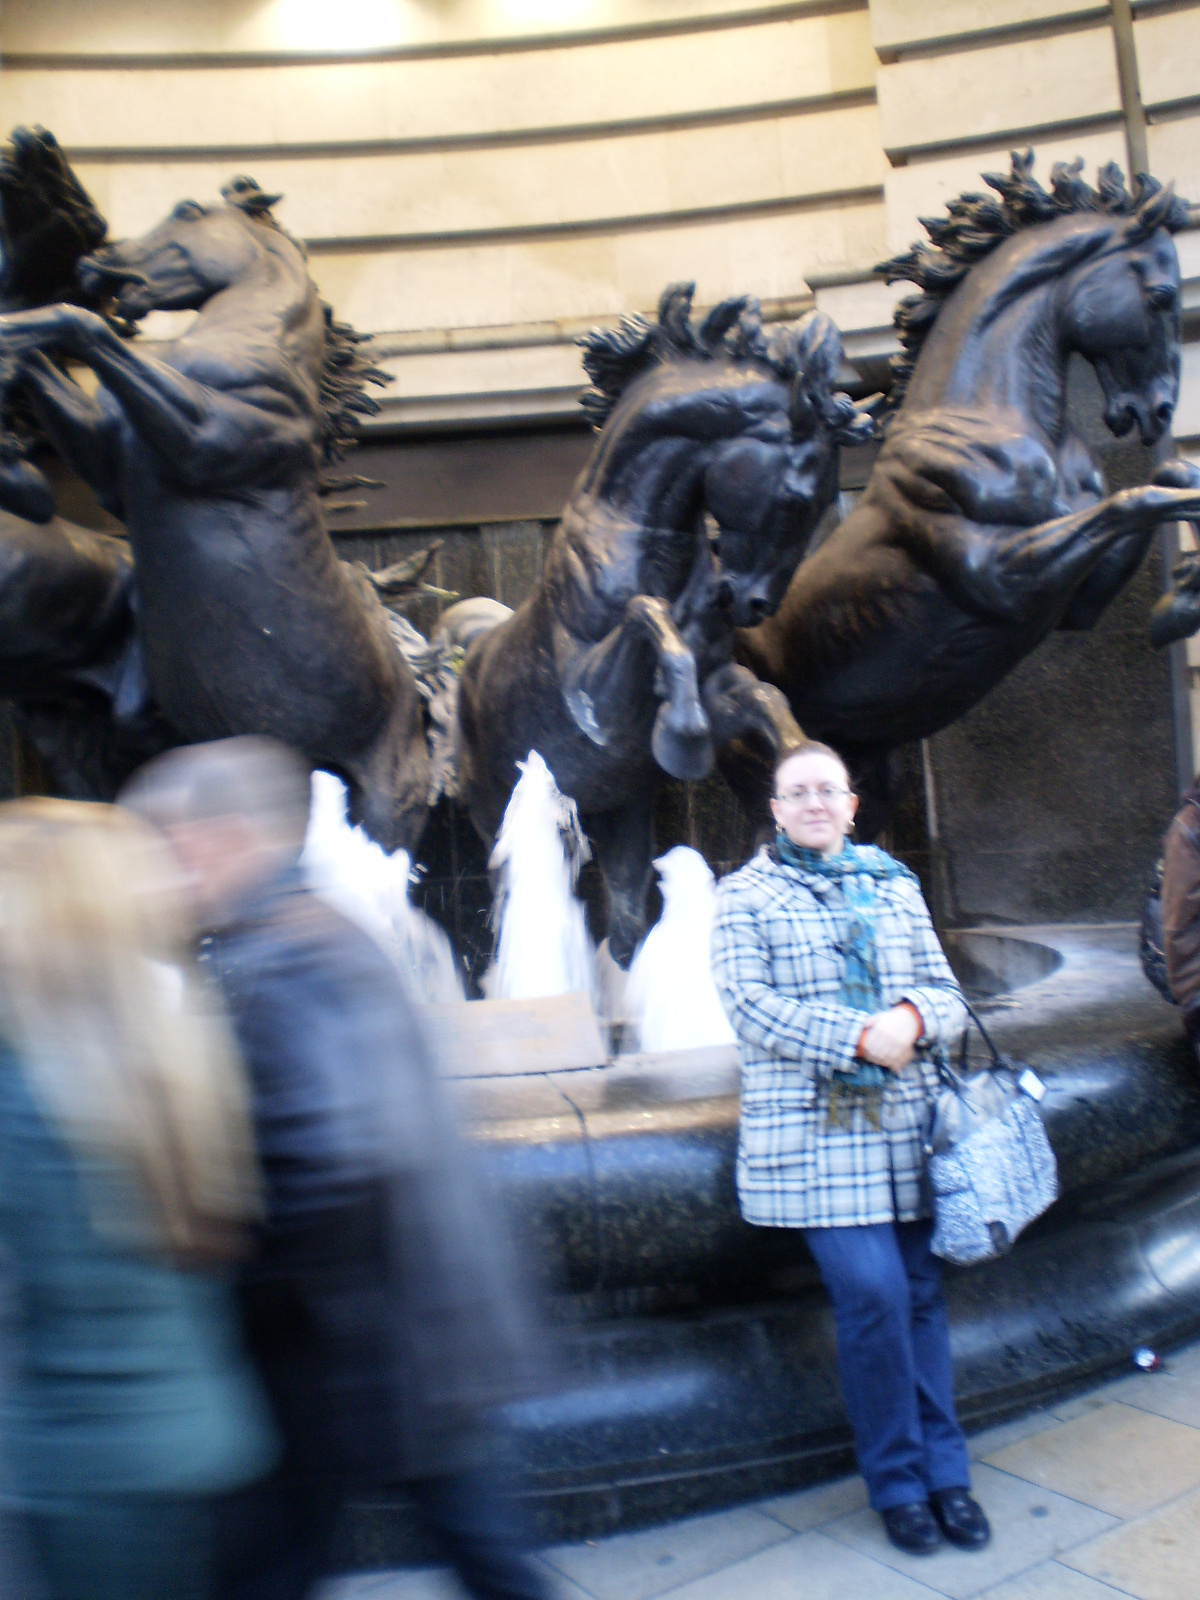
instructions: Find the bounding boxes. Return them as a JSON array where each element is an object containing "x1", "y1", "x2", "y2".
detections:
[{"x1": 121, "y1": 736, "x2": 312, "y2": 854}]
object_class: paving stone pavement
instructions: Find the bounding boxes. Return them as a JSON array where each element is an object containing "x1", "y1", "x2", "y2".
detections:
[{"x1": 320, "y1": 1337, "x2": 1200, "y2": 1600}]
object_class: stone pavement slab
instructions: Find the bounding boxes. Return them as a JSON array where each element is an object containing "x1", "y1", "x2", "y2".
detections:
[
  {"x1": 322, "y1": 1571, "x2": 464, "y2": 1599},
  {"x1": 1059, "y1": 1483, "x2": 1200, "y2": 1600},
  {"x1": 974, "y1": 1566, "x2": 1133, "y2": 1598},
  {"x1": 755, "y1": 1471, "x2": 869, "y2": 1531},
  {"x1": 1110, "y1": 1344, "x2": 1200, "y2": 1432},
  {"x1": 321, "y1": 1337, "x2": 1200, "y2": 1600},
  {"x1": 982, "y1": 1402, "x2": 1200, "y2": 1518},
  {"x1": 632, "y1": 1528, "x2": 946, "y2": 1600},
  {"x1": 966, "y1": 1410, "x2": 1064, "y2": 1461},
  {"x1": 538, "y1": 1503, "x2": 791, "y2": 1600},
  {"x1": 321, "y1": 1569, "x2": 591, "y2": 1600},
  {"x1": 824, "y1": 1463, "x2": 1117, "y2": 1600}
]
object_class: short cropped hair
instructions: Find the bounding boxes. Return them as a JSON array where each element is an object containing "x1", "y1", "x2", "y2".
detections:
[
  {"x1": 121, "y1": 736, "x2": 311, "y2": 854},
  {"x1": 772, "y1": 740, "x2": 852, "y2": 795}
]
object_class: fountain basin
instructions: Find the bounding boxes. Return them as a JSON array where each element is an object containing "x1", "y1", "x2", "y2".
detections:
[
  {"x1": 942, "y1": 928, "x2": 1063, "y2": 998},
  {"x1": 342, "y1": 924, "x2": 1200, "y2": 1562}
]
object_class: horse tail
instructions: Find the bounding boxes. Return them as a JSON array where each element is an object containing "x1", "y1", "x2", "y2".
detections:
[{"x1": 419, "y1": 599, "x2": 513, "y2": 805}]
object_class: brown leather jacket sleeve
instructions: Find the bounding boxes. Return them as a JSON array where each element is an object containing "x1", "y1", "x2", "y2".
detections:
[{"x1": 1161, "y1": 800, "x2": 1200, "y2": 1020}]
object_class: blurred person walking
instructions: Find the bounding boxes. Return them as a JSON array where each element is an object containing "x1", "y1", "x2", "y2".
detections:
[
  {"x1": 0, "y1": 800, "x2": 276, "y2": 1600},
  {"x1": 1160, "y1": 776, "x2": 1200, "y2": 1046},
  {"x1": 122, "y1": 737, "x2": 549, "y2": 1600}
]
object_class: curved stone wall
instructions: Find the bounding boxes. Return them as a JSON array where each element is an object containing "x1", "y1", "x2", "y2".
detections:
[{"x1": 5, "y1": 2, "x2": 1197, "y2": 436}]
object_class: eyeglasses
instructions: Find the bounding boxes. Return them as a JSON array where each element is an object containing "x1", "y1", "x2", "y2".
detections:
[{"x1": 775, "y1": 785, "x2": 852, "y2": 805}]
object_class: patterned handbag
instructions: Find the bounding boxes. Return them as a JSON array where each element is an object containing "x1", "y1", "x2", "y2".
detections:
[{"x1": 924, "y1": 1004, "x2": 1058, "y2": 1267}]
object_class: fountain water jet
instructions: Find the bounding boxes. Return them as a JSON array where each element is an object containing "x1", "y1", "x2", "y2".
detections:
[
  {"x1": 485, "y1": 752, "x2": 594, "y2": 1002},
  {"x1": 623, "y1": 846, "x2": 736, "y2": 1053},
  {"x1": 302, "y1": 770, "x2": 464, "y2": 1004}
]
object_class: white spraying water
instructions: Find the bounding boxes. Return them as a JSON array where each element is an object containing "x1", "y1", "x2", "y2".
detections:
[
  {"x1": 623, "y1": 846, "x2": 736, "y2": 1054},
  {"x1": 301, "y1": 770, "x2": 465, "y2": 1004},
  {"x1": 484, "y1": 751, "x2": 595, "y2": 1002}
]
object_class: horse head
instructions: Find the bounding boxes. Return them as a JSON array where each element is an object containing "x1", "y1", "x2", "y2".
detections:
[
  {"x1": 702, "y1": 307, "x2": 876, "y2": 625},
  {"x1": 1058, "y1": 182, "x2": 1186, "y2": 444},
  {"x1": 75, "y1": 177, "x2": 384, "y2": 457},
  {"x1": 881, "y1": 151, "x2": 1191, "y2": 448},
  {"x1": 579, "y1": 284, "x2": 875, "y2": 628},
  {"x1": 1, "y1": 125, "x2": 108, "y2": 311},
  {"x1": 75, "y1": 176, "x2": 298, "y2": 324}
]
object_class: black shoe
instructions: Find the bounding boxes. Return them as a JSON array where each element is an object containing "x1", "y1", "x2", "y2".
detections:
[
  {"x1": 930, "y1": 1487, "x2": 991, "y2": 1549},
  {"x1": 880, "y1": 1501, "x2": 943, "y2": 1554}
]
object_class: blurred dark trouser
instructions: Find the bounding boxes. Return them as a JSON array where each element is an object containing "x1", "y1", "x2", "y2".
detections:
[
  {"x1": 217, "y1": 1465, "x2": 548, "y2": 1600},
  {"x1": 21, "y1": 1494, "x2": 213, "y2": 1600},
  {"x1": 412, "y1": 1469, "x2": 549, "y2": 1600},
  {"x1": 0, "y1": 1505, "x2": 46, "y2": 1600},
  {"x1": 214, "y1": 1464, "x2": 334, "y2": 1600}
]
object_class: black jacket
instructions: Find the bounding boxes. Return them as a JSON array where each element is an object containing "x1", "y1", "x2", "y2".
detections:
[
  {"x1": 205, "y1": 866, "x2": 537, "y2": 1486},
  {"x1": 1162, "y1": 783, "x2": 1200, "y2": 1037}
]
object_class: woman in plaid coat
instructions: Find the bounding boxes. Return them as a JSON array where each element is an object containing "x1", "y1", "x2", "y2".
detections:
[{"x1": 712, "y1": 741, "x2": 990, "y2": 1558}]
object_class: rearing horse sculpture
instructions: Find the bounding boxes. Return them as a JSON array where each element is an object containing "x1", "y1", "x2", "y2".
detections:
[
  {"x1": 454, "y1": 285, "x2": 874, "y2": 964},
  {"x1": 0, "y1": 176, "x2": 430, "y2": 848},
  {"x1": 738, "y1": 153, "x2": 1199, "y2": 793}
]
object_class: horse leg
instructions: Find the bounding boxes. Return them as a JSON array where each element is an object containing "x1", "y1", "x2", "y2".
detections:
[
  {"x1": 558, "y1": 594, "x2": 713, "y2": 781},
  {"x1": 1, "y1": 303, "x2": 312, "y2": 491},
  {"x1": 704, "y1": 662, "x2": 803, "y2": 822},
  {"x1": 1058, "y1": 526, "x2": 1161, "y2": 630},
  {"x1": 1138, "y1": 461, "x2": 1200, "y2": 645},
  {"x1": 342, "y1": 682, "x2": 431, "y2": 856},
  {"x1": 894, "y1": 483, "x2": 1200, "y2": 626},
  {"x1": 586, "y1": 794, "x2": 656, "y2": 969},
  {"x1": 18, "y1": 350, "x2": 119, "y2": 502}
]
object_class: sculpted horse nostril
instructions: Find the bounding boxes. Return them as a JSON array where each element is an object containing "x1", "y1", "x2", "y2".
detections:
[{"x1": 1105, "y1": 400, "x2": 1136, "y2": 437}]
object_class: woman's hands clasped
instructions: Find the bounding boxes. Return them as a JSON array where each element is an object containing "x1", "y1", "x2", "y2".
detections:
[{"x1": 858, "y1": 1004, "x2": 922, "y2": 1072}]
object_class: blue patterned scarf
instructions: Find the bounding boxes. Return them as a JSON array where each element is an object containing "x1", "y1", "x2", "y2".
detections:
[{"x1": 775, "y1": 832, "x2": 917, "y2": 1127}]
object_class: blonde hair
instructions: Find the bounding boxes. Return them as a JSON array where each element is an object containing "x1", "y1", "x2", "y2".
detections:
[{"x1": 0, "y1": 799, "x2": 261, "y2": 1262}]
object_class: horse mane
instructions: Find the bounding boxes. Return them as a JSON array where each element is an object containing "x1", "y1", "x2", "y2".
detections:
[
  {"x1": 877, "y1": 149, "x2": 1192, "y2": 415},
  {"x1": 0, "y1": 126, "x2": 108, "y2": 307},
  {"x1": 317, "y1": 307, "x2": 390, "y2": 463},
  {"x1": 578, "y1": 281, "x2": 870, "y2": 443},
  {"x1": 578, "y1": 282, "x2": 740, "y2": 428},
  {"x1": 223, "y1": 175, "x2": 391, "y2": 462}
]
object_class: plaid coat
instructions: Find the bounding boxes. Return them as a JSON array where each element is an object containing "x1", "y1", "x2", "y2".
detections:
[{"x1": 712, "y1": 846, "x2": 966, "y2": 1229}]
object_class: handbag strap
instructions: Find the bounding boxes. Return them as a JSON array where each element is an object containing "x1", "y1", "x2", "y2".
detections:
[
  {"x1": 937, "y1": 999, "x2": 1003, "y2": 1093},
  {"x1": 962, "y1": 999, "x2": 1003, "y2": 1065}
]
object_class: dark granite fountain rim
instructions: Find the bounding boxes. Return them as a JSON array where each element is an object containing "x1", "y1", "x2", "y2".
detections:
[
  {"x1": 439, "y1": 923, "x2": 1176, "y2": 1093},
  {"x1": 524, "y1": 922, "x2": 1159, "y2": 1080}
]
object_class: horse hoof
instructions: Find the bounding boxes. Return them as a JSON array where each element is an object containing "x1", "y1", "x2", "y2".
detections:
[
  {"x1": 608, "y1": 928, "x2": 640, "y2": 970},
  {"x1": 1150, "y1": 591, "x2": 1200, "y2": 647}
]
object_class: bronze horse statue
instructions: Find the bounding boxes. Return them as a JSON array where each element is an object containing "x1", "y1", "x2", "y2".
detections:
[
  {"x1": 454, "y1": 284, "x2": 874, "y2": 964},
  {"x1": 738, "y1": 153, "x2": 1199, "y2": 793},
  {"x1": 0, "y1": 167, "x2": 430, "y2": 848},
  {"x1": 0, "y1": 126, "x2": 176, "y2": 792}
]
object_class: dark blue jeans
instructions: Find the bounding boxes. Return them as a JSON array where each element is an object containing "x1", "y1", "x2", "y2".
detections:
[{"x1": 804, "y1": 1218, "x2": 970, "y2": 1511}]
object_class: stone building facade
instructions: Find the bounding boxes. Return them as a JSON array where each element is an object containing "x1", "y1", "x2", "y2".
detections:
[{"x1": 4, "y1": 0, "x2": 1200, "y2": 926}]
